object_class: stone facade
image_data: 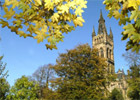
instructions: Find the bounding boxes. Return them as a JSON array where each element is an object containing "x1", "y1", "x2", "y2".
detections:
[
  {"x1": 92, "y1": 10, "x2": 128, "y2": 99},
  {"x1": 92, "y1": 10, "x2": 115, "y2": 74}
]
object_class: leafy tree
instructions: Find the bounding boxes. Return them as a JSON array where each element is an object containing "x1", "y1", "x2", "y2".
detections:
[
  {"x1": 127, "y1": 65, "x2": 140, "y2": 100},
  {"x1": 123, "y1": 51, "x2": 140, "y2": 99},
  {"x1": 0, "y1": 56, "x2": 9, "y2": 100},
  {"x1": 0, "y1": 56, "x2": 8, "y2": 79},
  {"x1": 49, "y1": 44, "x2": 111, "y2": 100},
  {"x1": 0, "y1": 0, "x2": 87, "y2": 50},
  {"x1": 7, "y1": 75, "x2": 39, "y2": 100},
  {"x1": 108, "y1": 88, "x2": 124, "y2": 100},
  {"x1": 103, "y1": 0, "x2": 140, "y2": 53},
  {"x1": 32, "y1": 64, "x2": 55, "y2": 98},
  {"x1": 0, "y1": 78, "x2": 9, "y2": 100}
]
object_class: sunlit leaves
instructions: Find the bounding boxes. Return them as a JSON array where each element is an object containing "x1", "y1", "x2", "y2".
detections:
[
  {"x1": 51, "y1": 13, "x2": 59, "y2": 22},
  {"x1": 0, "y1": 19, "x2": 9, "y2": 28},
  {"x1": 113, "y1": 10, "x2": 120, "y2": 20},
  {"x1": 130, "y1": 10, "x2": 140, "y2": 21},
  {"x1": 74, "y1": 17, "x2": 85, "y2": 27},
  {"x1": 7, "y1": 76, "x2": 39, "y2": 100},
  {"x1": 0, "y1": 0, "x2": 87, "y2": 50},
  {"x1": 104, "y1": 0, "x2": 140, "y2": 53},
  {"x1": 3, "y1": 8, "x2": 15, "y2": 20},
  {"x1": 128, "y1": 0, "x2": 140, "y2": 10}
]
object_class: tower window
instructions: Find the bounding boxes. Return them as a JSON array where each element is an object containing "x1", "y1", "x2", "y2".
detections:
[
  {"x1": 107, "y1": 48, "x2": 109, "y2": 58},
  {"x1": 99, "y1": 38, "x2": 100, "y2": 42},
  {"x1": 110, "y1": 50, "x2": 111, "y2": 59},
  {"x1": 100, "y1": 48, "x2": 104, "y2": 57}
]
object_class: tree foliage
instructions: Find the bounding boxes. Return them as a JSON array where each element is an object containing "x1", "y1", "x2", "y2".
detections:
[
  {"x1": 7, "y1": 76, "x2": 39, "y2": 100},
  {"x1": 0, "y1": 56, "x2": 9, "y2": 100},
  {"x1": 0, "y1": 78, "x2": 9, "y2": 100},
  {"x1": 32, "y1": 64, "x2": 55, "y2": 98},
  {"x1": 49, "y1": 44, "x2": 111, "y2": 99},
  {"x1": 0, "y1": 0, "x2": 87, "y2": 50},
  {"x1": 103, "y1": 0, "x2": 140, "y2": 53},
  {"x1": 123, "y1": 51, "x2": 140, "y2": 99},
  {"x1": 0, "y1": 56, "x2": 8, "y2": 79},
  {"x1": 108, "y1": 88, "x2": 124, "y2": 100},
  {"x1": 127, "y1": 65, "x2": 140, "y2": 100}
]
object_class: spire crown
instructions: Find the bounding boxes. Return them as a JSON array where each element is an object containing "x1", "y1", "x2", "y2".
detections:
[
  {"x1": 98, "y1": 10, "x2": 107, "y2": 35},
  {"x1": 99, "y1": 10, "x2": 105, "y2": 22},
  {"x1": 92, "y1": 26, "x2": 96, "y2": 37},
  {"x1": 109, "y1": 27, "x2": 113, "y2": 38}
]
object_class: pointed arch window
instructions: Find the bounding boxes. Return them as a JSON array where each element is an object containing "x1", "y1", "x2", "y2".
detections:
[
  {"x1": 110, "y1": 49, "x2": 112, "y2": 59},
  {"x1": 107, "y1": 48, "x2": 109, "y2": 58},
  {"x1": 100, "y1": 48, "x2": 104, "y2": 57}
]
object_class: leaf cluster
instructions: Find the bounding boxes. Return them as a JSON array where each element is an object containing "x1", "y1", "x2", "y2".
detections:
[
  {"x1": 103, "y1": 0, "x2": 140, "y2": 53},
  {"x1": 0, "y1": 0, "x2": 87, "y2": 50}
]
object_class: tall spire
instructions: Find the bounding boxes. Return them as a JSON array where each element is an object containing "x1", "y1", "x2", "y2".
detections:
[
  {"x1": 98, "y1": 9, "x2": 105, "y2": 22},
  {"x1": 92, "y1": 26, "x2": 96, "y2": 37},
  {"x1": 98, "y1": 10, "x2": 107, "y2": 35},
  {"x1": 109, "y1": 27, "x2": 113, "y2": 39}
]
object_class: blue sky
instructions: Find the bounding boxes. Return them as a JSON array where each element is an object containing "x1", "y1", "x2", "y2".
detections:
[{"x1": 0, "y1": 0, "x2": 128, "y2": 86}]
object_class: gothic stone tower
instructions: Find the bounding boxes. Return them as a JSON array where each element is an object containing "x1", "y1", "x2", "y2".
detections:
[
  {"x1": 92, "y1": 10, "x2": 129, "y2": 99},
  {"x1": 92, "y1": 10, "x2": 115, "y2": 74}
]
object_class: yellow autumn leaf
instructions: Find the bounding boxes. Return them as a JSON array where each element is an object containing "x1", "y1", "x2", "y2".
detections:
[
  {"x1": 53, "y1": 0, "x2": 61, "y2": 4},
  {"x1": 34, "y1": 25, "x2": 48, "y2": 43},
  {"x1": 34, "y1": 31, "x2": 45, "y2": 43},
  {"x1": 51, "y1": 13, "x2": 59, "y2": 22},
  {"x1": 3, "y1": 8, "x2": 15, "y2": 20},
  {"x1": 74, "y1": 17, "x2": 85, "y2": 27},
  {"x1": 17, "y1": 31, "x2": 27, "y2": 38},
  {"x1": 68, "y1": 1, "x2": 76, "y2": 9},
  {"x1": 58, "y1": 5, "x2": 69, "y2": 13},
  {"x1": 128, "y1": 0, "x2": 140, "y2": 10},
  {"x1": 34, "y1": 0, "x2": 42, "y2": 6},
  {"x1": 79, "y1": 0, "x2": 87, "y2": 8},
  {"x1": 44, "y1": 0, "x2": 54, "y2": 10},
  {"x1": 75, "y1": 7, "x2": 84, "y2": 16},
  {"x1": 41, "y1": 25, "x2": 48, "y2": 34},
  {"x1": 74, "y1": 0, "x2": 81, "y2": 5}
]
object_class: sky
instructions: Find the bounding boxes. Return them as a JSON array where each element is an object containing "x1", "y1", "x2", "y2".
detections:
[{"x1": 0, "y1": 0, "x2": 129, "y2": 86}]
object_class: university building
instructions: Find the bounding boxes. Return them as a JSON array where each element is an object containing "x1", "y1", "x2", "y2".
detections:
[{"x1": 92, "y1": 10, "x2": 128, "y2": 99}]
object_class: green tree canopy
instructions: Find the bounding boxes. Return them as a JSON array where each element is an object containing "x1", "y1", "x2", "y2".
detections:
[
  {"x1": 0, "y1": 0, "x2": 87, "y2": 50},
  {"x1": 127, "y1": 65, "x2": 140, "y2": 100},
  {"x1": 49, "y1": 44, "x2": 112, "y2": 100},
  {"x1": 123, "y1": 51, "x2": 140, "y2": 99},
  {"x1": 0, "y1": 56, "x2": 9, "y2": 100},
  {"x1": 7, "y1": 75, "x2": 39, "y2": 100},
  {"x1": 103, "y1": 0, "x2": 140, "y2": 53},
  {"x1": 108, "y1": 88, "x2": 124, "y2": 100}
]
